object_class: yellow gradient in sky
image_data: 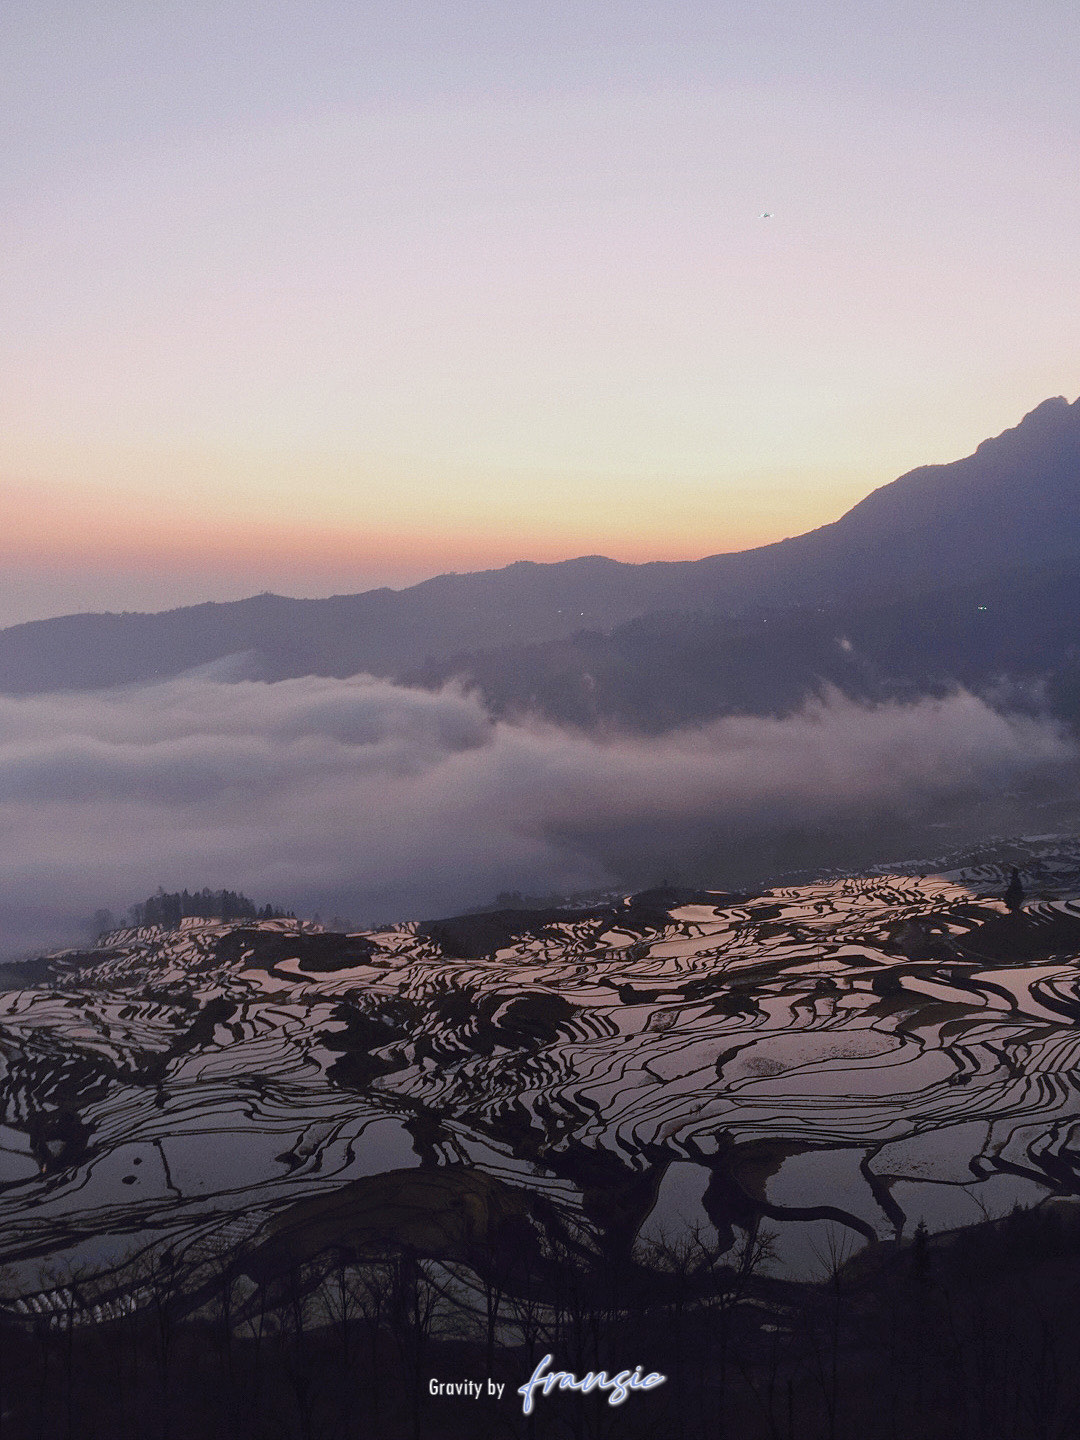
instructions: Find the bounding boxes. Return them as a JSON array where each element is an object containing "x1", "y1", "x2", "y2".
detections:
[{"x1": 2, "y1": 3, "x2": 1078, "y2": 623}]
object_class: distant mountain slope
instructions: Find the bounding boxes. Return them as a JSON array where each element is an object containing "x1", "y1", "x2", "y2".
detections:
[
  {"x1": 408, "y1": 558, "x2": 1080, "y2": 732},
  {"x1": 1, "y1": 395, "x2": 1078, "y2": 695},
  {"x1": 0, "y1": 558, "x2": 694, "y2": 694}
]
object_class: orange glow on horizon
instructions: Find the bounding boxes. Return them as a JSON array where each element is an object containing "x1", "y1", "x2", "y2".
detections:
[
  {"x1": 2, "y1": 468, "x2": 858, "y2": 584},
  {"x1": 2, "y1": 508, "x2": 794, "y2": 578}
]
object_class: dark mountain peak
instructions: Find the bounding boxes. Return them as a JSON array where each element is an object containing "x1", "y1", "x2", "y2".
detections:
[
  {"x1": 1021, "y1": 392, "x2": 1073, "y2": 420},
  {"x1": 1012, "y1": 393, "x2": 1072, "y2": 424},
  {"x1": 973, "y1": 393, "x2": 1079, "y2": 461},
  {"x1": 830, "y1": 392, "x2": 1080, "y2": 546}
]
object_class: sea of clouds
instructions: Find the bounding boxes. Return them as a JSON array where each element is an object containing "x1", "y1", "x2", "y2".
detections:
[{"x1": 0, "y1": 673, "x2": 1073, "y2": 956}]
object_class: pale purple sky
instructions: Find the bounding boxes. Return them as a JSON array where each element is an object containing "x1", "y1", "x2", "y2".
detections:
[{"x1": 2, "y1": 1, "x2": 1078, "y2": 624}]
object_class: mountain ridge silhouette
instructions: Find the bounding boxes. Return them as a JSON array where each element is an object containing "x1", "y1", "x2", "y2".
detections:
[{"x1": 1, "y1": 394, "x2": 1077, "y2": 695}]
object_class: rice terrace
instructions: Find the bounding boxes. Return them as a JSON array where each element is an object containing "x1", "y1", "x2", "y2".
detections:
[{"x1": 4, "y1": 840, "x2": 1080, "y2": 1438}]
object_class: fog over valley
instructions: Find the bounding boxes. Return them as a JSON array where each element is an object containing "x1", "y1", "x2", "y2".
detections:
[
  {"x1": 4, "y1": 395, "x2": 1080, "y2": 956},
  {"x1": 0, "y1": 671, "x2": 1072, "y2": 957}
]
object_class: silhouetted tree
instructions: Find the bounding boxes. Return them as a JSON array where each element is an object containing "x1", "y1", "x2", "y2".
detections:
[
  {"x1": 1004, "y1": 867, "x2": 1025, "y2": 912},
  {"x1": 126, "y1": 888, "x2": 281, "y2": 928}
]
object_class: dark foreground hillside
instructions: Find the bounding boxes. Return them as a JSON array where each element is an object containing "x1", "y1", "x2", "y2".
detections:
[{"x1": 2, "y1": 1202, "x2": 1078, "y2": 1440}]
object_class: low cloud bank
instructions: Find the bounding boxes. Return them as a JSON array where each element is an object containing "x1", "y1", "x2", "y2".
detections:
[{"x1": 0, "y1": 673, "x2": 1072, "y2": 956}]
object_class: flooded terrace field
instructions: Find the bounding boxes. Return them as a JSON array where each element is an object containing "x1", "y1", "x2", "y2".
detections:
[{"x1": 3, "y1": 849, "x2": 1080, "y2": 1311}]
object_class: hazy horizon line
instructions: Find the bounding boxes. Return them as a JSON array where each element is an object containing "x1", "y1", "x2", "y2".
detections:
[{"x1": 4, "y1": 388, "x2": 1076, "y2": 631}]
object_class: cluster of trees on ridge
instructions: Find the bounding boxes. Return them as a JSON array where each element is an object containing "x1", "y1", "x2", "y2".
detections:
[
  {"x1": 129, "y1": 888, "x2": 292, "y2": 928},
  {"x1": 93, "y1": 889, "x2": 293, "y2": 936}
]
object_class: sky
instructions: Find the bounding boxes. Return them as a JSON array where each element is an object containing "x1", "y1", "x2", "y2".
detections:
[{"x1": 2, "y1": 1, "x2": 1079, "y2": 626}]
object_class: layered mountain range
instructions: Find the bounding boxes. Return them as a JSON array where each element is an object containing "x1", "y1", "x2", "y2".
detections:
[{"x1": 2, "y1": 395, "x2": 1079, "y2": 729}]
